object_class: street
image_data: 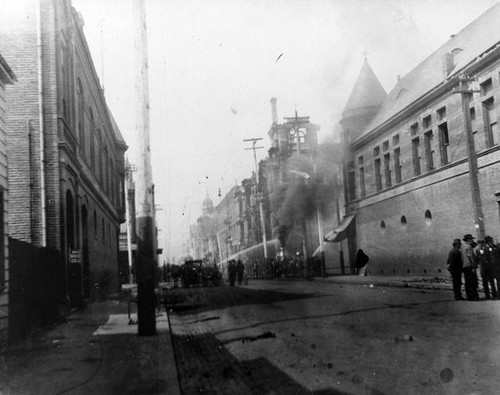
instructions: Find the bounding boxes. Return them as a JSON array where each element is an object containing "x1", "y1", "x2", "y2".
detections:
[{"x1": 166, "y1": 279, "x2": 500, "y2": 395}]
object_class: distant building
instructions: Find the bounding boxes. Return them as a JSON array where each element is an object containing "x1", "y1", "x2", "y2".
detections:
[
  {"x1": 338, "y1": 3, "x2": 500, "y2": 275},
  {"x1": 0, "y1": 0, "x2": 127, "y2": 305},
  {"x1": 263, "y1": 98, "x2": 343, "y2": 274},
  {"x1": 0, "y1": 54, "x2": 15, "y2": 347}
]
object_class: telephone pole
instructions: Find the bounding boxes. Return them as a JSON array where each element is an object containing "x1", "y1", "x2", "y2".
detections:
[
  {"x1": 243, "y1": 138, "x2": 268, "y2": 261},
  {"x1": 456, "y1": 74, "x2": 485, "y2": 239},
  {"x1": 134, "y1": 0, "x2": 156, "y2": 336}
]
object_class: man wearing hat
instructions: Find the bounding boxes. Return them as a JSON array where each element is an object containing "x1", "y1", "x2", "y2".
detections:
[
  {"x1": 481, "y1": 236, "x2": 498, "y2": 299},
  {"x1": 447, "y1": 238, "x2": 464, "y2": 300},
  {"x1": 462, "y1": 234, "x2": 479, "y2": 301}
]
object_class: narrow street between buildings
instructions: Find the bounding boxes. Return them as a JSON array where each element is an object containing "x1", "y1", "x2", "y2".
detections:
[{"x1": 166, "y1": 279, "x2": 500, "y2": 395}]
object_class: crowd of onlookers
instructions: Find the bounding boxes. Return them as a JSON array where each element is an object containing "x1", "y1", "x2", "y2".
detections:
[{"x1": 447, "y1": 233, "x2": 500, "y2": 301}]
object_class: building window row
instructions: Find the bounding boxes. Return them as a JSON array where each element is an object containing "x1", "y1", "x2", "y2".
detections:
[
  {"x1": 356, "y1": 73, "x2": 499, "y2": 200},
  {"x1": 379, "y1": 210, "x2": 433, "y2": 233}
]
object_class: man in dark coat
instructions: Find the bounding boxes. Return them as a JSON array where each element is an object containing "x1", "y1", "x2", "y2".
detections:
[
  {"x1": 480, "y1": 236, "x2": 498, "y2": 299},
  {"x1": 236, "y1": 260, "x2": 244, "y2": 285},
  {"x1": 447, "y1": 238, "x2": 464, "y2": 300},
  {"x1": 487, "y1": 236, "x2": 500, "y2": 293},
  {"x1": 228, "y1": 260, "x2": 236, "y2": 286},
  {"x1": 462, "y1": 234, "x2": 479, "y2": 301}
]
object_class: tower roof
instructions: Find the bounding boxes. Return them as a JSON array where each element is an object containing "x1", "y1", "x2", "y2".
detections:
[
  {"x1": 342, "y1": 57, "x2": 387, "y2": 118},
  {"x1": 202, "y1": 193, "x2": 214, "y2": 215},
  {"x1": 355, "y1": 2, "x2": 500, "y2": 144}
]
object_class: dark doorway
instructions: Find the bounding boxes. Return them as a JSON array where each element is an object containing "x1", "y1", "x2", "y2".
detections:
[
  {"x1": 66, "y1": 190, "x2": 82, "y2": 307},
  {"x1": 81, "y1": 205, "x2": 90, "y2": 298}
]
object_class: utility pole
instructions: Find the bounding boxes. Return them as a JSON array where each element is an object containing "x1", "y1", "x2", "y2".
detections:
[
  {"x1": 455, "y1": 74, "x2": 485, "y2": 239},
  {"x1": 334, "y1": 171, "x2": 345, "y2": 275},
  {"x1": 243, "y1": 138, "x2": 268, "y2": 262},
  {"x1": 134, "y1": 0, "x2": 156, "y2": 336},
  {"x1": 312, "y1": 162, "x2": 326, "y2": 278},
  {"x1": 125, "y1": 163, "x2": 136, "y2": 284}
]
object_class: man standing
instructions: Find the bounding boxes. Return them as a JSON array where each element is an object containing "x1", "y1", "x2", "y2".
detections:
[
  {"x1": 480, "y1": 236, "x2": 498, "y2": 299},
  {"x1": 462, "y1": 234, "x2": 479, "y2": 301},
  {"x1": 487, "y1": 236, "x2": 500, "y2": 293},
  {"x1": 447, "y1": 239, "x2": 464, "y2": 300}
]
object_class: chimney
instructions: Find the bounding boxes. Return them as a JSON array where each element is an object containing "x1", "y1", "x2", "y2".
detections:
[
  {"x1": 270, "y1": 97, "x2": 278, "y2": 125},
  {"x1": 442, "y1": 52, "x2": 455, "y2": 78}
]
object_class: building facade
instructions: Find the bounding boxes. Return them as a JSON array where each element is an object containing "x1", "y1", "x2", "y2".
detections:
[
  {"x1": 339, "y1": 4, "x2": 500, "y2": 276},
  {"x1": 0, "y1": 55, "x2": 16, "y2": 347},
  {"x1": 0, "y1": 0, "x2": 127, "y2": 306},
  {"x1": 264, "y1": 98, "x2": 343, "y2": 274}
]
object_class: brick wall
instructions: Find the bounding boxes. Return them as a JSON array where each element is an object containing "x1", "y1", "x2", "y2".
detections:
[
  {"x1": 0, "y1": 77, "x2": 10, "y2": 347},
  {"x1": 0, "y1": 1, "x2": 40, "y2": 244},
  {"x1": 0, "y1": 0, "x2": 124, "y2": 309},
  {"x1": 349, "y1": 56, "x2": 500, "y2": 276}
]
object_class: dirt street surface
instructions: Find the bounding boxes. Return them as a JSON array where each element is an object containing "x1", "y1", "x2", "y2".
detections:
[{"x1": 166, "y1": 280, "x2": 500, "y2": 395}]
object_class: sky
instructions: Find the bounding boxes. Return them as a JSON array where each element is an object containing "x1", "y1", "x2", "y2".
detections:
[{"x1": 72, "y1": 0, "x2": 498, "y2": 263}]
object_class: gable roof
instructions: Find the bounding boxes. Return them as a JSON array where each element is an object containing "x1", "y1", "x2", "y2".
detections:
[
  {"x1": 355, "y1": 2, "x2": 500, "y2": 143},
  {"x1": 342, "y1": 57, "x2": 387, "y2": 118}
]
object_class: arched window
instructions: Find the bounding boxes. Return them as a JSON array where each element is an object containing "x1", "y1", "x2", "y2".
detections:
[
  {"x1": 425, "y1": 209, "x2": 432, "y2": 226},
  {"x1": 87, "y1": 107, "x2": 94, "y2": 159},
  {"x1": 77, "y1": 79, "x2": 85, "y2": 152},
  {"x1": 401, "y1": 215, "x2": 407, "y2": 229},
  {"x1": 66, "y1": 190, "x2": 75, "y2": 250},
  {"x1": 396, "y1": 88, "x2": 408, "y2": 100},
  {"x1": 380, "y1": 220, "x2": 386, "y2": 233}
]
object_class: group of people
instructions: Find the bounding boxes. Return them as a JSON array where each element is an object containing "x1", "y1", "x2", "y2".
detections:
[
  {"x1": 227, "y1": 259, "x2": 245, "y2": 286},
  {"x1": 251, "y1": 256, "x2": 307, "y2": 280},
  {"x1": 447, "y1": 233, "x2": 500, "y2": 301}
]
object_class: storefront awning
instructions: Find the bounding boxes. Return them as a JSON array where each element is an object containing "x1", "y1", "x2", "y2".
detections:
[{"x1": 324, "y1": 214, "x2": 355, "y2": 243}]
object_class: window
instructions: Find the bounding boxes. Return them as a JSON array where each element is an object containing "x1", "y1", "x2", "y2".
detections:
[
  {"x1": 77, "y1": 79, "x2": 85, "y2": 153},
  {"x1": 425, "y1": 209, "x2": 433, "y2": 226},
  {"x1": 438, "y1": 123, "x2": 449, "y2": 166},
  {"x1": 373, "y1": 146, "x2": 380, "y2": 157},
  {"x1": 401, "y1": 215, "x2": 407, "y2": 229},
  {"x1": 436, "y1": 106, "x2": 447, "y2": 121},
  {"x1": 375, "y1": 158, "x2": 382, "y2": 191},
  {"x1": 382, "y1": 140, "x2": 389, "y2": 151},
  {"x1": 423, "y1": 115, "x2": 432, "y2": 129},
  {"x1": 380, "y1": 220, "x2": 386, "y2": 233},
  {"x1": 348, "y1": 168, "x2": 356, "y2": 201},
  {"x1": 358, "y1": 155, "x2": 365, "y2": 198},
  {"x1": 410, "y1": 123, "x2": 419, "y2": 136},
  {"x1": 480, "y1": 77, "x2": 493, "y2": 96},
  {"x1": 392, "y1": 134, "x2": 400, "y2": 146},
  {"x1": 424, "y1": 131, "x2": 434, "y2": 171},
  {"x1": 359, "y1": 166, "x2": 366, "y2": 198},
  {"x1": 483, "y1": 97, "x2": 498, "y2": 147},
  {"x1": 384, "y1": 153, "x2": 391, "y2": 188},
  {"x1": 412, "y1": 137, "x2": 421, "y2": 176},
  {"x1": 470, "y1": 107, "x2": 476, "y2": 121},
  {"x1": 394, "y1": 148, "x2": 402, "y2": 183}
]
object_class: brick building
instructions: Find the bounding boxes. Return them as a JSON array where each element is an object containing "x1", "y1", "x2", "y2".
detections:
[
  {"x1": 0, "y1": 0, "x2": 127, "y2": 306},
  {"x1": 338, "y1": 4, "x2": 500, "y2": 276},
  {"x1": 0, "y1": 54, "x2": 16, "y2": 346}
]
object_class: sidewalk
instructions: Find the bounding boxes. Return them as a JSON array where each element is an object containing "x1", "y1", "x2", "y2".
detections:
[
  {"x1": 0, "y1": 299, "x2": 181, "y2": 395},
  {"x1": 315, "y1": 274, "x2": 454, "y2": 291}
]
